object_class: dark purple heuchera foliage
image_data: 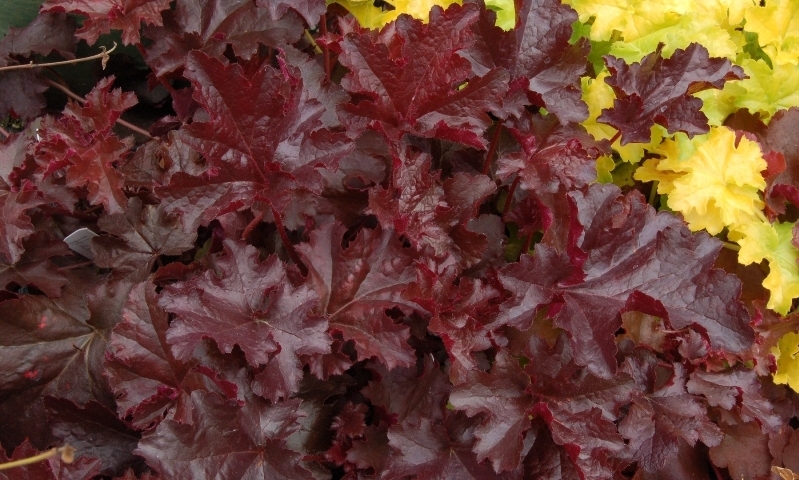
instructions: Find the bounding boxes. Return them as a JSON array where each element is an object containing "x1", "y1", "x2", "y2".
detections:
[{"x1": 0, "y1": 0, "x2": 797, "y2": 479}]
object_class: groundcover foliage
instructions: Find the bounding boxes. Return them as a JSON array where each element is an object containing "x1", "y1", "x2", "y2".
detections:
[{"x1": 2, "y1": 0, "x2": 799, "y2": 478}]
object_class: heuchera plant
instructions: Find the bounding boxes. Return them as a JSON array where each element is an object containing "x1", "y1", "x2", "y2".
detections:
[{"x1": 1, "y1": 0, "x2": 799, "y2": 479}]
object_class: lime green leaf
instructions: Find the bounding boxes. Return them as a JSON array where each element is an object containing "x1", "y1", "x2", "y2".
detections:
[
  {"x1": 772, "y1": 331, "x2": 799, "y2": 391},
  {"x1": 732, "y1": 220, "x2": 799, "y2": 315}
]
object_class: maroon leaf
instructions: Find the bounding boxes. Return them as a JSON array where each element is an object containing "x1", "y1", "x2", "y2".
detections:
[
  {"x1": 104, "y1": 283, "x2": 189, "y2": 430},
  {"x1": 136, "y1": 391, "x2": 314, "y2": 479},
  {"x1": 41, "y1": 0, "x2": 172, "y2": 45},
  {"x1": 159, "y1": 239, "x2": 330, "y2": 402},
  {"x1": 0, "y1": 231, "x2": 71, "y2": 298},
  {"x1": 45, "y1": 397, "x2": 140, "y2": 476},
  {"x1": 619, "y1": 365, "x2": 723, "y2": 472},
  {"x1": 0, "y1": 13, "x2": 76, "y2": 63},
  {"x1": 709, "y1": 420, "x2": 771, "y2": 480},
  {"x1": 35, "y1": 77, "x2": 137, "y2": 214},
  {"x1": 368, "y1": 142, "x2": 495, "y2": 262},
  {"x1": 142, "y1": 0, "x2": 303, "y2": 78},
  {"x1": 496, "y1": 184, "x2": 753, "y2": 378},
  {"x1": 0, "y1": 272, "x2": 124, "y2": 449},
  {"x1": 255, "y1": 0, "x2": 326, "y2": 26},
  {"x1": 762, "y1": 108, "x2": 799, "y2": 214},
  {"x1": 337, "y1": 3, "x2": 508, "y2": 149},
  {"x1": 297, "y1": 222, "x2": 418, "y2": 369},
  {"x1": 449, "y1": 350, "x2": 533, "y2": 473},
  {"x1": 686, "y1": 367, "x2": 781, "y2": 433},
  {"x1": 93, "y1": 197, "x2": 195, "y2": 281},
  {"x1": 464, "y1": 0, "x2": 589, "y2": 122},
  {"x1": 598, "y1": 43, "x2": 744, "y2": 144}
]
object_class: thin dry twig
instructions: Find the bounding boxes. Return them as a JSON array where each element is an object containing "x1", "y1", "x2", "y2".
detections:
[
  {"x1": 0, "y1": 43, "x2": 117, "y2": 72},
  {"x1": 0, "y1": 445, "x2": 74, "y2": 471}
]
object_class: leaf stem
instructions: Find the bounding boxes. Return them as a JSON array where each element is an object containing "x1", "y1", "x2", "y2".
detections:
[
  {"x1": 319, "y1": 14, "x2": 331, "y2": 83},
  {"x1": 647, "y1": 180, "x2": 659, "y2": 206},
  {"x1": 0, "y1": 126, "x2": 9, "y2": 138},
  {"x1": 242, "y1": 210, "x2": 265, "y2": 241},
  {"x1": 608, "y1": 130, "x2": 621, "y2": 145},
  {"x1": 0, "y1": 445, "x2": 74, "y2": 470},
  {"x1": 304, "y1": 30, "x2": 323, "y2": 55},
  {"x1": 721, "y1": 240, "x2": 740, "y2": 252},
  {"x1": 482, "y1": 120, "x2": 503, "y2": 176},
  {"x1": 522, "y1": 231, "x2": 534, "y2": 254},
  {"x1": 271, "y1": 206, "x2": 308, "y2": 276},
  {"x1": 503, "y1": 176, "x2": 520, "y2": 215},
  {"x1": 0, "y1": 43, "x2": 116, "y2": 72},
  {"x1": 42, "y1": 78, "x2": 152, "y2": 139}
]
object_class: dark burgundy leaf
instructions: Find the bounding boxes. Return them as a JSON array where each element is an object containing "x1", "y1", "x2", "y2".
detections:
[
  {"x1": 404, "y1": 262, "x2": 502, "y2": 383},
  {"x1": 142, "y1": 0, "x2": 303, "y2": 78},
  {"x1": 0, "y1": 72, "x2": 49, "y2": 128},
  {"x1": 686, "y1": 367, "x2": 781, "y2": 433},
  {"x1": 0, "y1": 231, "x2": 71, "y2": 298},
  {"x1": 619, "y1": 365, "x2": 723, "y2": 472},
  {"x1": 0, "y1": 13, "x2": 76, "y2": 64},
  {"x1": 93, "y1": 197, "x2": 195, "y2": 281},
  {"x1": 598, "y1": 43, "x2": 744, "y2": 144},
  {"x1": 0, "y1": 272, "x2": 123, "y2": 449},
  {"x1": 45, "y1": 397, "x2": 140, "y2": 476},
  {"x1": 160, "y1": 239, "x2": 329, "y2": 401},
  {"x1": 255, "y1": 0, "x2": 326, "y2": 26},
  {"x1": 104, "y1": 283, "x2": 189, "y2": 430},
  {"x1": 449, "y1": 350, "x2": 533, "y2": 472},
  {"x1": 464, "y1": 0, "x2": 589, "y2": 122},
  {"x1": 762, "y1": 108, "x2": 799, "y2": 214},
  {"x1": 41, "y1": 0, "x2": 172, "y2": 45},
  {"x1": 136, "y1": 391, "x2": 314, "y2": 479},
  {"x1": 496, "y1": 184, "x2": 753, "y2": 378},
  {"x1": 368, "y1": 142, "x2": 494, "y2": 262},
  {"x1": 297, "y1": 222, "x2": 418, "y2": 369},
  {"x1": 35, "y1": 77, "x2": 137, "y2": 214},
  {"x1": 337, "y1": 3, "x2": 508, "y2": 149}
]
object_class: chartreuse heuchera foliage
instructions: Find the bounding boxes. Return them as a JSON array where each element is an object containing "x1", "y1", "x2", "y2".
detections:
[{"x1": 4, "y1": 0, "x2": 799, "y2": 478}]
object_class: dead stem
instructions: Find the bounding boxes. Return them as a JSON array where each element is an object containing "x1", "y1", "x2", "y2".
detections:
[
  {"x1": 0, "y1": 445, "x2": 74, "y2": 470},
  {"x1": 0, "y1": 43, "x2": 116, "y2": 72}
]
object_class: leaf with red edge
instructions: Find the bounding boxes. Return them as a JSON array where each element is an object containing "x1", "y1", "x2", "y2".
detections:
[
  {"x1": 136, "y1": 391, "x2": 314, "y2": 479},
  {"x1": 142, "y1": 0, "x2": 303, "y2": 79},
  {"x1": 93, "y1": 197, "x2": 195, "y2": 282},
  {"x1": 0, "y1": 439, "x2": 102, "y2": 480},
  {"x1": 104, "y1": 283, "x2": 190, "y2": 430},
  {"x1": 35, "y1": 77, "x2": 137, "y2": 214},
  {"x1": 255, "y1": 0, "x2": 326, "y2": 26},
  {"x1": 296, "y1": 222, "x2": 418, "y2": 369},
  {"x1": 449, "y1": 350, "x2": 533, "y2": 473},
  {"x1": 463, "y1": 0, "x2": 590, "y2": 122},
  {"x1": 496, "y1": 184, "x2": 753, "y2": 378},
  {"x1": 598, "y1": 43, "x2": 744, "y2": 145},
  {"x1": 159, "y1": 239, "x2": 330, "y2": 402},
  {"x1": 41, "y1": 0, "x2": 172, "y2": 45},
  {"x1": 336, "y1": 3, "x2": 508, "y2": 149}
]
